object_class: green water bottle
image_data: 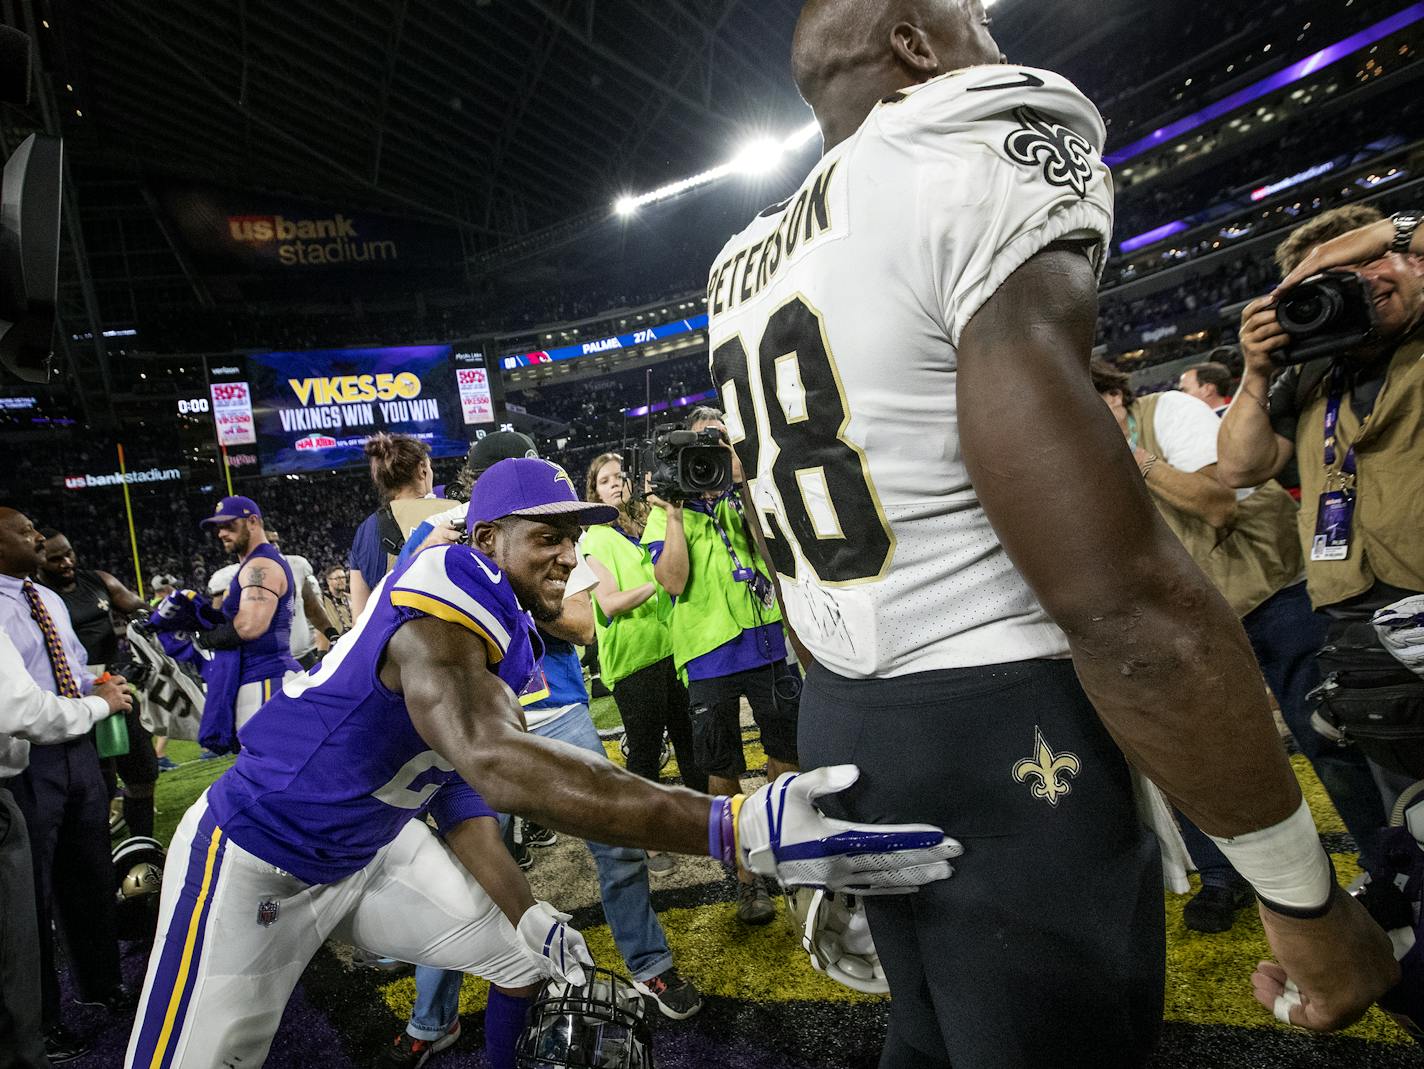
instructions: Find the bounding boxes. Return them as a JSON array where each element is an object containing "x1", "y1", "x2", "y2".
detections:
[{"x1": 93, "y1": 673, "x2": 130, "y2": 758}]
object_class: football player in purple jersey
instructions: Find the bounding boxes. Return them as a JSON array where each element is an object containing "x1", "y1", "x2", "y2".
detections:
[{"x1": 126, "y1": 458, "x2": 959, "y2": 1069}]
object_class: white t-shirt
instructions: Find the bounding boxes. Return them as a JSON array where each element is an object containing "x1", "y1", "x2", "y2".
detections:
[
  {"x1": 707, "y1": 66, "x2": 1114, "y2": 678},
  {"x1": 207, "y1": 554, "x2": 321, "y2": 658},
  {"x1": 1147, "y1": 391, "x2": 1255, "y2": 502}
]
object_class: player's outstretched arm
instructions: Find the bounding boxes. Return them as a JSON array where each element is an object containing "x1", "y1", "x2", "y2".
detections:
[
  {"x1": 956, "y1": 246, "x2": 1396, "y2": 1031},
  {"x1": 391, "y1": 614, "x2": 719, "y2": 856},
  {"x1": 389, "y1": 615, "x2": 959, "y2": 892}
]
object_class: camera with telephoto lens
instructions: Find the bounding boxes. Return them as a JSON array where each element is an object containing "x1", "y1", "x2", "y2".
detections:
[
  {"x1": 626, "y1": 423, "x2": 734, "y2": 504},
  {"x1": 1272, "y1": 270, "x2": 1379, "y2": 365}
]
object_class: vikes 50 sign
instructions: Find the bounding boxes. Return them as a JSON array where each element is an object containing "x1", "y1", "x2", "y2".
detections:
[{"x1": 288, "y1": 373, "x2": 422, "y2": 406}]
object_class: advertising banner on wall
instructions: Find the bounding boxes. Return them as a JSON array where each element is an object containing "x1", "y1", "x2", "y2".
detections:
[
  {"x1": 243, "y1": 345, "x2": 468, "y2": 475},
  {"x1": 154, "y1": 184, "x2": 463, "y2": 279}
]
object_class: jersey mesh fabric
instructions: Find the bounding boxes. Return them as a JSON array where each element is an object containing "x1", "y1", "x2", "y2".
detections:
[
  {"x1": 206, "y1": 544, "x2": 539, "y2": 883},
  {"x1": 706, "y1": 65, "x2": 1112, "y2": 678}
]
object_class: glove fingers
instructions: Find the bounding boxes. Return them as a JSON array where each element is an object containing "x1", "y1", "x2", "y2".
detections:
[{"x1": 795, "y1": 764, "x2": 860, "y2": 804}]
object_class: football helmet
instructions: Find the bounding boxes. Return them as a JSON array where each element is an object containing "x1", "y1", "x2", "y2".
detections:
[
  {"x1": 112, "y1": 835, "x2": 166, "y2": 942},
  {"x1": 618, "y1": 731, "x2": 671, "y2": 772},
  {"x1": 783, "y1": 888, "x2": 889, "y2": 995},
  {"x1": 516, "y1": 967, "x2": 652, "y2": 1069}
]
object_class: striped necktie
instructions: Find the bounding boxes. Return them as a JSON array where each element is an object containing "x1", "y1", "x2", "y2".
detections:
[{"x1": 22, "y1": 578, "x2": 83, "y2": 698}]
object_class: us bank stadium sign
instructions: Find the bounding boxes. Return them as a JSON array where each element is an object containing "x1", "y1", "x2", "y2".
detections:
[{"x1": 155, "y1": 185, "x2": 461, "y2": 275}]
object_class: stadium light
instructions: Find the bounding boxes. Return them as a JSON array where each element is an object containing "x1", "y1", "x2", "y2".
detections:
[
  {"x1": 732, "y1": 137, "x2": 784, "y2": 175},
  {"x1": 612, "y1": 118, "x2": 822, "y2": 217}
]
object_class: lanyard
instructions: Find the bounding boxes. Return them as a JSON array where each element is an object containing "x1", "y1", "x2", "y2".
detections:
[
  {"x1": 1322, "y1": 363, "x2": 1360, "y2": 481},
  {"x1": 694, "y1": 494, "x2": 750, "y2": 577}
]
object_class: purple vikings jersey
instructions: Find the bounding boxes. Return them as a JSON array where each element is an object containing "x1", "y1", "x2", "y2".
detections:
[{"x1": 205, "y1": 544, "x2": 544, "y2": 884}]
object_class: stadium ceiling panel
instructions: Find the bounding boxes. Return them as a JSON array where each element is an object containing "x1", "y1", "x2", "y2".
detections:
[{"x1": 56, "y1": 0, "x2": 809, "y2": 243}]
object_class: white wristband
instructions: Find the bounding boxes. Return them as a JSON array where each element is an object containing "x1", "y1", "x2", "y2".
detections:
[{"x1": 1206, "y1": 798, "x2": 1332, "y2": 913}]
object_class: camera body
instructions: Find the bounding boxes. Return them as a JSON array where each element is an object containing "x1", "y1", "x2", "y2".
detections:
[
  {"x1": 1271, "y1": 270, "x2": 1378, "y2": 366},
  {"x1": 626, "y1": 424, "x2": 734, "y2": 504}
]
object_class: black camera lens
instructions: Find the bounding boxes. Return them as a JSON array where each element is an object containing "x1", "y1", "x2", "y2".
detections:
[
  {"x1": 684, "y1": 451, "x2": 723, "y2": 490},
  {"x1": 1277, "y1": 279, "x2": 1345, "y2": 336}
]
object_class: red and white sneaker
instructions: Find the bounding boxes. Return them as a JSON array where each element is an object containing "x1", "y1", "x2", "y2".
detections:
[{"x1": 373, "y1": 1018, "x2": 461, "y2": 1068}]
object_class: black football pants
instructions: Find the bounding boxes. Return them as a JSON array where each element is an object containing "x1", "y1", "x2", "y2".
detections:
[
  {"x1": 0, "y1": 788, "x2": 47, "y2": 1068},
  {"x1": 800, "y1": 658, "x2": 1164, "y2": 1069}
]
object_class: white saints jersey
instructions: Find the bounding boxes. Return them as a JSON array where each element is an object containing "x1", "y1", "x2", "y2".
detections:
[{"x1": 708, "y1": 66, "x2": 1113, "y2": 679}]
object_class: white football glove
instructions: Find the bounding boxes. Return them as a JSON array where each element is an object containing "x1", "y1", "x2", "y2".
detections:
[
  {"x1": 737, "y1": 766, "x2": 962, "y2": 895},
  {"x1": 1374, "y1": 595, "x2": 1424, "y2": 678},
  {"x1": 516, "y1": 901, "x2": 593, "y2": 986}
]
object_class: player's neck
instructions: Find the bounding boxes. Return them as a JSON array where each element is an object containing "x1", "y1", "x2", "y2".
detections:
[{"x1": 240, "y1": 537, "x2": 270, "y2": 562}]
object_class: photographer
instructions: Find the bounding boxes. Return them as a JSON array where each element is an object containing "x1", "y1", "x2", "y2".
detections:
[
  {"x1": 643, "y1": 406, "x2": 799, "y2": 926},
  {"x1": 1220, "y1": 205, "x2": 1424, "y2": 884}
]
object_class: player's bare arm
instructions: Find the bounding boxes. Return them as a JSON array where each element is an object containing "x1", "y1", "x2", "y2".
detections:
[
  {"x1": 537, "y1": 588, "x2": 594, "y2": 646},
  {"x1": 1142, "y1": 461, "x2": 1238, "y2": 531},
  {"x1": 302, "y1": 579, "x2": 336, "y2": 650},
  {"x1": 444, "y1": 816, "x2": 537, "y2": 926},
  {"x1": 97, "y1": 569, "x2": 148, "y2": 615},
  {"x1": 233, "y1": 559, "x2": 286, "y2": 639},
  {"x1": 388, "y1": 615, "x2": 712, "y2": 855},
  {"x1": 957, "y1": 245, "x2": 1396, "y2": 1030}
]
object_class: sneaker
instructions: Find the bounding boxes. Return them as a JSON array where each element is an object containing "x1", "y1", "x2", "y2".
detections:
[
  {"x1": 736, "y1": 876, "x2": 776, "y2": 926},
  {"x1": 633, "y1": 967, "x2": 703, "y2": 1020},
  {"x1": 373, "y1": 1019, "x2": 461, "y2": 1068},
  {"x1": 44, "y1": 1024, "x2": 90, "y2": 1064},
  {"x1": 645, "y1": 851, "x2": 676, "y2": 877},
  {"x1": 157, "y1": 756, "x2": 179, "y2": 772},
  {"x1": 351, "y1": 948, "x2": 411, "y2": 973},
  {"x1": 524, "y1": 821, "x2": 557, "y2": 849},
  {"x1": 514, "y1": 841, "x2": 534, "y2": 871},
  {"x1": 1182, "y1": 884, "x2": 1255, "y2": 933},
  {"x1": 75, "y1": 983, "x2": 137, "y2": 1013},
  {"x1": 199, "y1": 749, "x2": 222, "y2": 761}
]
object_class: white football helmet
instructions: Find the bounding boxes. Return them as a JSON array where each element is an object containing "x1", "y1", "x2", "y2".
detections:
[{"x1": 784, "y1": 888, "x2": 889, "y2": 995}]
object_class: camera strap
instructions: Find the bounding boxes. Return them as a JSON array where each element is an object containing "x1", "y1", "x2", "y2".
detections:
[{"x1": 1313, "y1": 363, "x2": 1360, "y2": 562}]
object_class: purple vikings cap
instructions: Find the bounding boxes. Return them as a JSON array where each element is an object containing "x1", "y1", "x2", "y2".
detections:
[
  {"x1": 468, "y1": 459, "x2": 617, "y2": 530},
  {"x1": 199, "y1": 495, "x2": 262, "y2": 529}
]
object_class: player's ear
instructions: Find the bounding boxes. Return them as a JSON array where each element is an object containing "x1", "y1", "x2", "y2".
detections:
[
  {"x1": 889, "y1": 21, "x2": 939, "y2": 78},
  {"x1": 470, "y1": 520, "x2": 500, "y2": 560}
]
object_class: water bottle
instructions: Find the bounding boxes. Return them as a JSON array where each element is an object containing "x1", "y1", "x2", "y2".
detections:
[{"x1": 92, "y1": 673, "x2": 131, "y2": 758}]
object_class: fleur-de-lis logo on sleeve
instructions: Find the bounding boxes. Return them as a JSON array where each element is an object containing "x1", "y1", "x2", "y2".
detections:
[
  {"x1": 1003, "y1": 107, "x2": 1096, "y2": 199},
  {"x1": 1013, "y1": 727, "x2": 1081, "y2": 807}
]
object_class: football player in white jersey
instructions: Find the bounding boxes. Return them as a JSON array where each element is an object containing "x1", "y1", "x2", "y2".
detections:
[{"x1": 706, "y1": 1, "x2": 1397, "y2": 1064}]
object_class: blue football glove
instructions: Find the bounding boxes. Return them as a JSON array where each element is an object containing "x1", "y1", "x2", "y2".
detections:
[{"x1": 737, "y1": 766, "x2": 962, "y2": 895}]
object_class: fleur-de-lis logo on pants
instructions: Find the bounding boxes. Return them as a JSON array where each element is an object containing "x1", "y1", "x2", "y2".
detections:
[
  {"x1": 1013, "y1": 727, "x2": 1081, "y2": 807},
  {"x1": 1003, "y1": 107, "x2": 1095, "y2": 199}
]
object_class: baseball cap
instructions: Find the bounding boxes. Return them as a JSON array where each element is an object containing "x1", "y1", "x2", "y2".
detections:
[
  {"x1": 199, "y1": 495, "x2": 262, "y2": 529},
  {"x1": 468, "y1": 458, "x2": 617, "y2": 530},
  {"x1": 466, "y1": 430, "x2": 539, "y2": 476}
]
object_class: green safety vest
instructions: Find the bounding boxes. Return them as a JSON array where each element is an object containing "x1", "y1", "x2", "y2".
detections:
[
  {"x1": 642, "y1": 497, "x2": 783, "y2": 674},
  {"x1": 581, "y1": 524, "x2": 673, "y2": 687}
]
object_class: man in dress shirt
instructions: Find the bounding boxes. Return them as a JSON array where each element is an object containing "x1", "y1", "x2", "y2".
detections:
[
  {"x1": 0, "y1": 507, "x2": 134, "y2": 1063},
  {"x1": 1, "y1": 631, "x2": 130, "y2": 1067}
]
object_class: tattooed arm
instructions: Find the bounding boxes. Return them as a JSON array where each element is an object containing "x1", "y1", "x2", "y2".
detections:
[{"x1": 232, "y1": 558, "x2": 288, "y2": 640}]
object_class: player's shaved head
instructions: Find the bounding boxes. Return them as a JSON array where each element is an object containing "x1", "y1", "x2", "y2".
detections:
[{"x1": 792, "y1": 0, "x2": 1002, "y2": 149}]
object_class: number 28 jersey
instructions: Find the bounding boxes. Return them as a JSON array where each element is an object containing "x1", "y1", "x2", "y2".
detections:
[{"x1": 708, "y1": 67, "x2": 1113, "y2": 679}]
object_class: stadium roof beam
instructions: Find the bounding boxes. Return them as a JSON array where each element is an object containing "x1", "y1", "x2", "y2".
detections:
[
  {"x1": 367, "y1": 0, "x2": 410, "y2": 186},
  {"x1": 526, "y1": 0, "x2": 740, "y2": 133}
]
